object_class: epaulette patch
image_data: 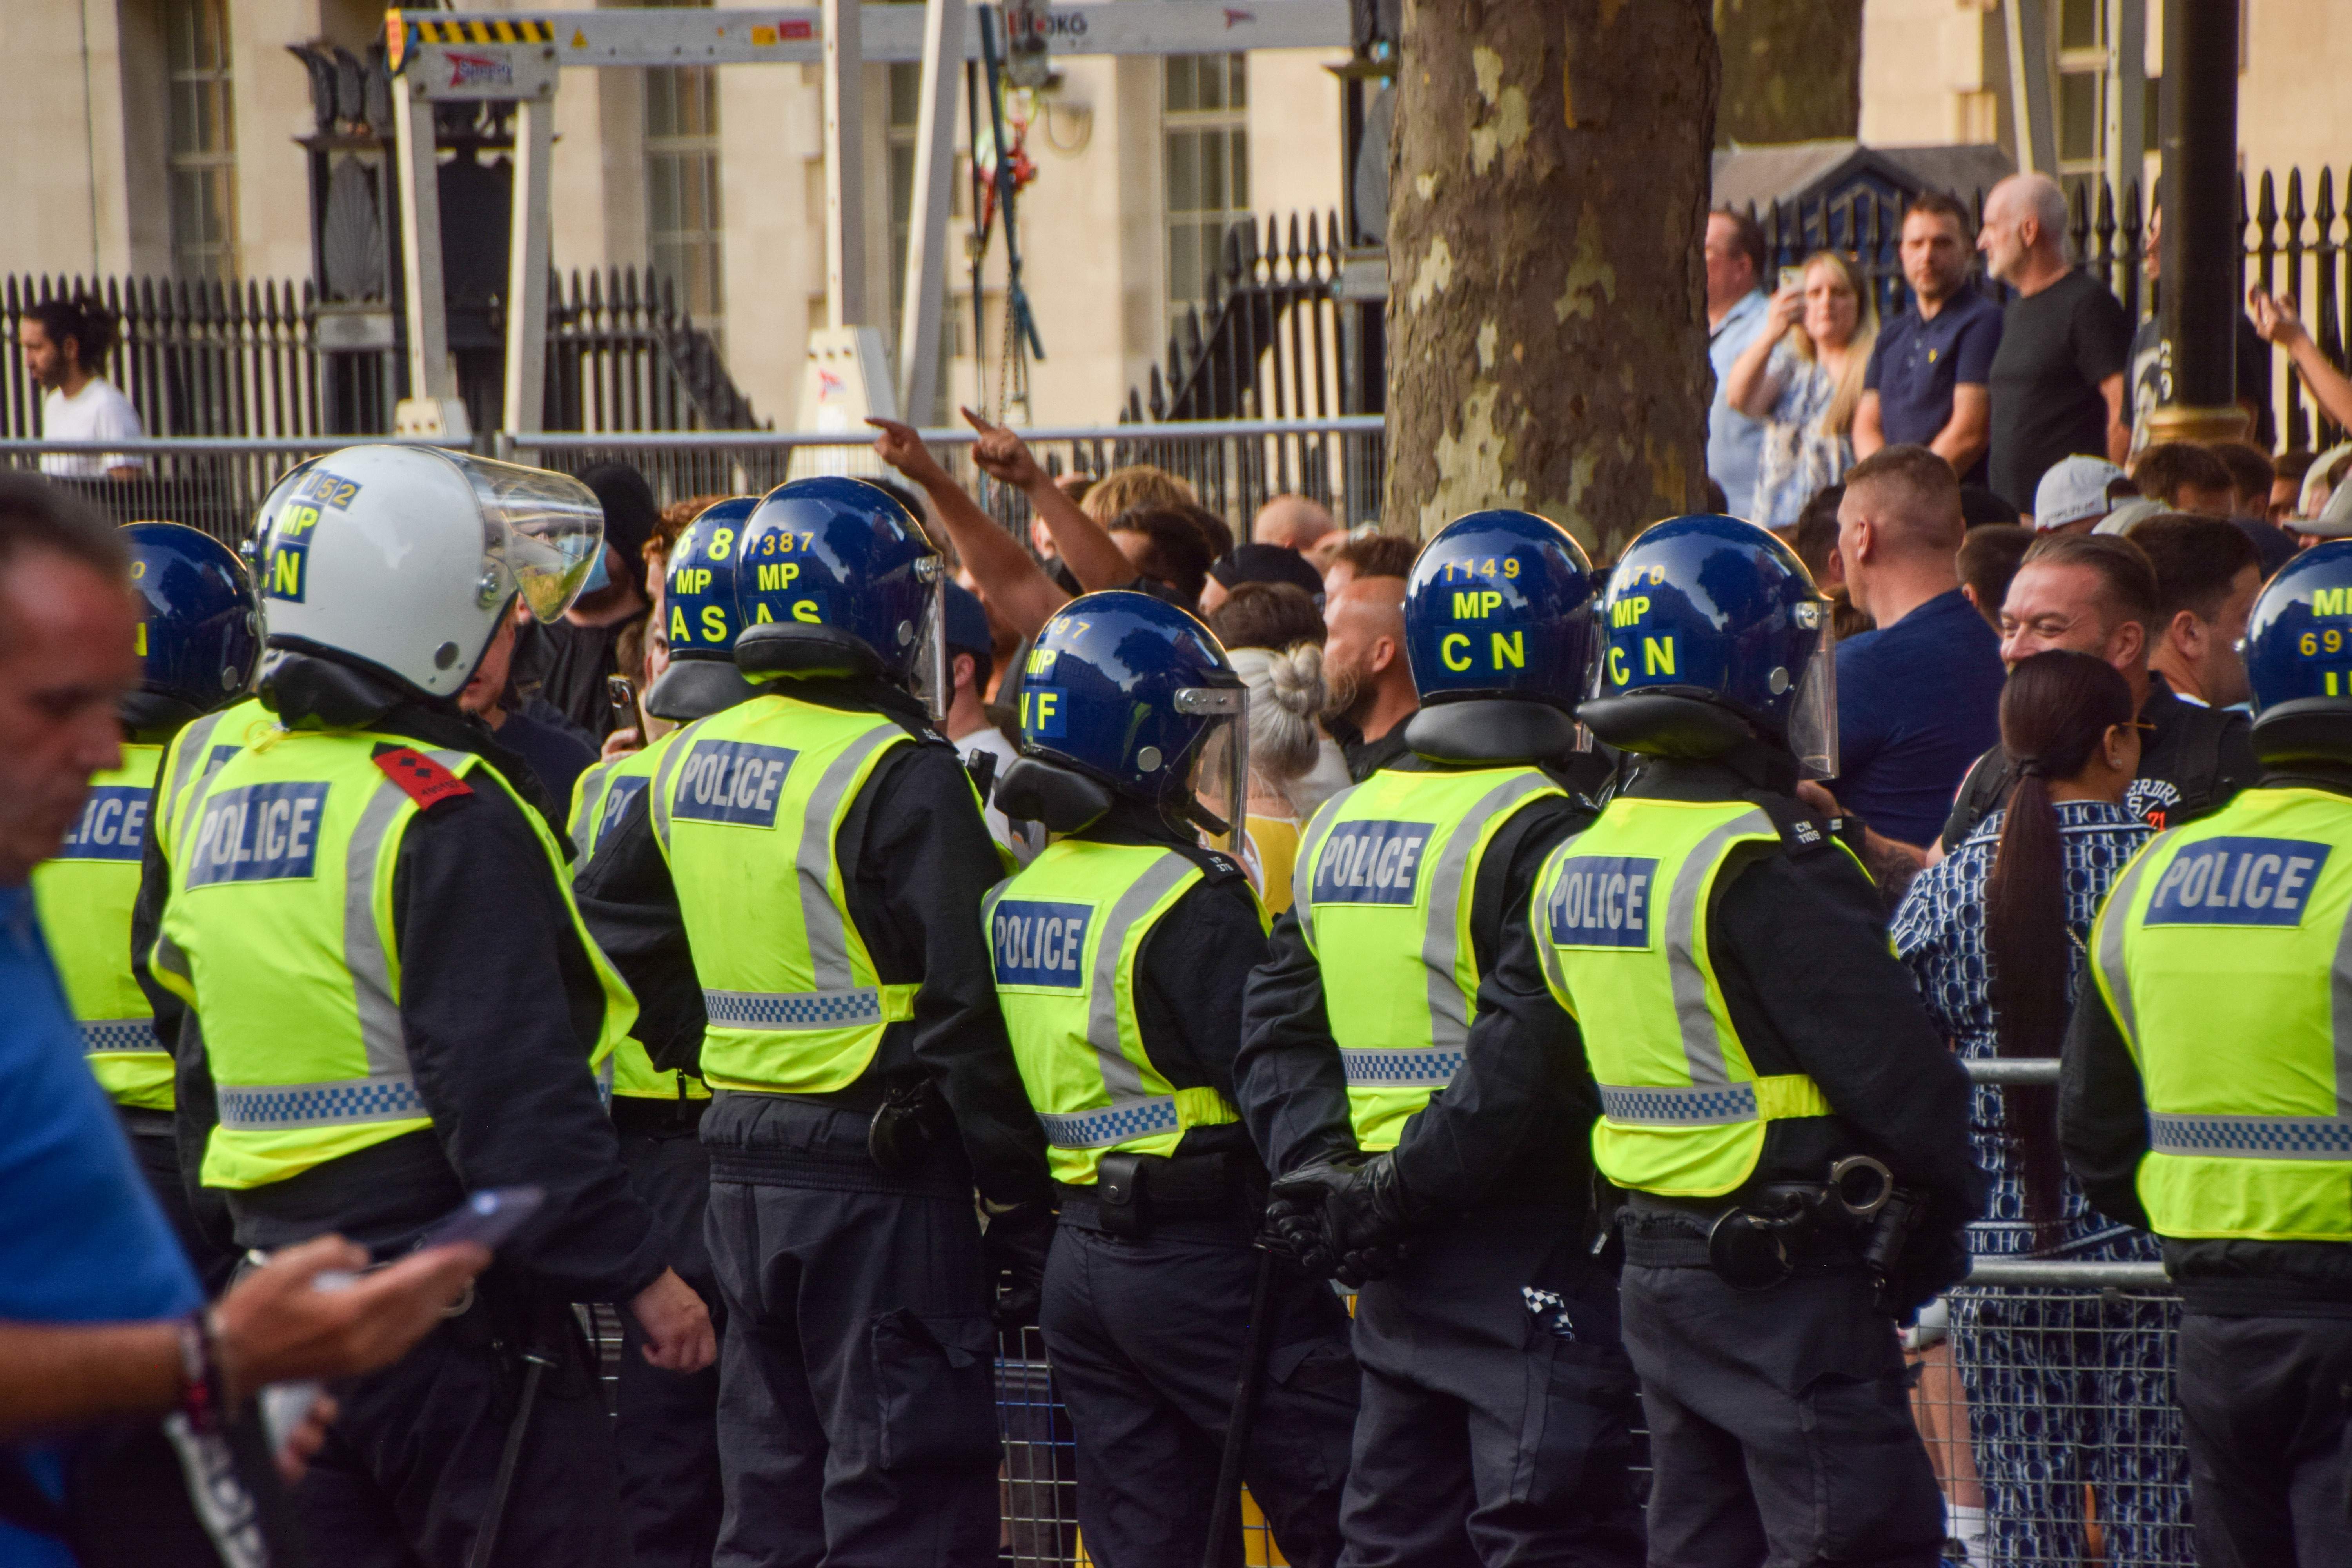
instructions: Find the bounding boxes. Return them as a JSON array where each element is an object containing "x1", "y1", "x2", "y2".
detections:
[{"x1": 374, "y1": 746, "x2": 473, "y2": 811}]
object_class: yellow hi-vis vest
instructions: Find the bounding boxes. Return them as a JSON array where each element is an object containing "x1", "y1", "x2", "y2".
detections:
[
  {"x1": 31, "y1": 745, "x2": 169, "y2": 1107},
  {"x1": 153, "y1": 698, "x2": 279, "y2": 854},
  {"x1": 154, "y1": 728, "x2": 637, "y2": 1189},
  {"x1": 1534, "y1": 797, "x2": 1833, "y2": 1198},
  {"x1": 2090, "y1": 785, "x2": 2352, "y2": 1241},
  {"x1": 569, "y1": 735, "x2": 710, "y2": 1103},
  {"x1": 1292, "y1": 765, "x2": 1565, "y2": 1151},
  {"x1": 984, "y1": 838, "x2": 1256, "y2": 1185},
  {"x1": 652, "y1": 695, "x2": 920, "y2": 1094}
]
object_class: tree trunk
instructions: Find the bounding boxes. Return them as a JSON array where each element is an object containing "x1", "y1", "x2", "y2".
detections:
[
  {"x1": 1382, "y1": 0, "x2": 1719, "y2": 555},
  {"x1": 1713, "y1": 0, "x2": 1863, "y2": 146}
]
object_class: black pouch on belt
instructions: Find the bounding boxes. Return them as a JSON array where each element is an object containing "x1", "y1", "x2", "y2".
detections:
[{"x1": 1096, "y1": 1152, "x2": 1154, "y2": 1239}]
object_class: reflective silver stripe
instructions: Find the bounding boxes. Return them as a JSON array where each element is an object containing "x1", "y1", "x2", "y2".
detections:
[
  {"x1": 1038, "y1": 1096, "x2": 1181, "y2": 1149},
  {"x1": 1598, "y1": 1082, "x2": 1760, "y2": 1126},
  {"x1": 346, "y1": 759, "x2": 430, "y2": 1081},
  {"x1": 160, "y1": 709, "x2": 225, "y2": 848},
  {"x1": 217, "y1": 1072, "x2": 425, "y2": 1130},
  {"x1": 2149, "y1": 1112, "x2": 2352, "y2": 1160},
  {"x1": 2092, "y1": 839, "x2": 2163, "y2": 1048},
  {"x1": 1532, "y1": 843, "x2": 1578, "y2": 1005},
  {"x1": 570, "y1": 757, "x2": 620, "y2": 851},
  {"x1": 702, "y1": 986, "x2": 893, "y2": 1029},
  {"x1": 2332, "y1": 874, "x2": 2352, "y2": 1121},
  {"x1": 796, "y1": 727, "x2": 906, "y2": 992},
  {"x1": 1340, "y1": 1047, "x2": 1463, "y2": 1087},
  {"x1": 1419, "y1": 772, "x2": 1557, "y2": 1055},
  {"x1": 1291, "y1": 785, "x2": 1358, "y2": 929},
  {"x1": 81, "y1": 1019, "x2": 159, "y2": 1053},
  {"x1": 1083, "y1": 853, "x2": 1199, "y2": 1102},
  {"x1": 1662, "y1": 810, "x2": 1777, "y2": 1086},
  {"x1": 651, "y1": 729, "x2": 692, "y2": 858}
]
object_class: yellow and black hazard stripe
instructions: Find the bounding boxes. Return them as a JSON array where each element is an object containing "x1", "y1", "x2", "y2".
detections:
[{"x1": 385, "y1": 13, "x2": 554, "y2": 71}]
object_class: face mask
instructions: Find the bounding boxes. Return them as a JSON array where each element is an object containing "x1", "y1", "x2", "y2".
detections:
[{"x1": 580, "y1": 546, "x2": 611, "y2": 594}]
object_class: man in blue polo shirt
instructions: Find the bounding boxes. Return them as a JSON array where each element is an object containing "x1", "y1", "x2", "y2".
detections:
[
  {"x1": 1855, "y1": 192, "x2": 2003, "y2": 486},
  {"x1": 1706, "y1": 207, "x2": 1773, "y2": 514}
]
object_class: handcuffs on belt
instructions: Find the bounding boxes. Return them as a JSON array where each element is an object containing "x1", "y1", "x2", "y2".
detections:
[{"x1": 1705, "y1": 1155, "x2": 1922, "y2": 1300}]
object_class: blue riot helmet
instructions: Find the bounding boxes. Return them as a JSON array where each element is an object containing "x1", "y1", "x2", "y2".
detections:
[
  {"x1": 644, "y1": 495, "x2": 759, "y2": 723},
  {"x1": 1400, "y1": 509, "x2": 1597, "y2": 764},
  {"x1": 991, "y1": 590, "x2": 1250, "y2": 851},
  {"x1": 730, "y1": 476, "x2": 948, "y2": 715},
  {"x1": 120, "y1": 522, "x2": 262, "y2": 733},
  {"x1": 2241, "y1": 539, "x2": 2352, "y2": 766},
  {"x1": 1581, "y1": 514, "x2": 1837, "y2": 777}
]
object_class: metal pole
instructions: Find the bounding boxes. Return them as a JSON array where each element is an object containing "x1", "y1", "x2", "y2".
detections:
[
  {"x1": 502, "y1": 90, "x2": 556, "y2": 441},
  {"x1": 393, "y1": 75, "x2": 456, "y2": 404},
  {"x1": 896, "y1": 0, "x2": 963, "y2": 423},
  {"x1": 2151, "y1": 0, "x2": 2247, "y2": 443},
  {"x1": 823, "y1": 0, "x2": 868, "y2": 329},
  {"x1": 2002, "y1": 0, "x2": 2057, "y2": 178}
]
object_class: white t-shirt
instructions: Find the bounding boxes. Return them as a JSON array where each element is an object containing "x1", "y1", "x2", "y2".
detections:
[
  {"x1": 40, "y1": 379, "x2": 145, "y2": 477},
  {"x1": 956, "y1": 725, "x2": 1044, "y2": 866}
]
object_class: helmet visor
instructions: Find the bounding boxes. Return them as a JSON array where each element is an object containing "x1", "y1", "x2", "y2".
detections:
[
  {"x1": 1178, "y1": 687, "x2": 1250, "y2": 857},
  {"x1": 457, "y1": 456, "x2": 608, "y2": 623},
  {"x1": 1785, "y1": 602, "x2": 1838, "y2": 780},
  {"x1": 907, "y1": 561, "x2": 949, "y2": 720}
]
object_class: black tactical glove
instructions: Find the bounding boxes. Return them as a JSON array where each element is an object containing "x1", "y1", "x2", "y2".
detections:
[
  {"x1": 984, "y1": 1201, "x2": 1056, "y2": 1330},
  {"x1": 1265, "y1": 1154, "x2": 1416, "y2": 1287},
  {"x1": 1886, "y1": 1214, "x2": 1971, "y2": 1325}
]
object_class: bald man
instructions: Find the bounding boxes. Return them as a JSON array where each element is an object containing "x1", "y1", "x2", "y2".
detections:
[
  {"x1": 1321, "y1": 575, "x2": 1419, "y2": 780},
  {"x1": 1252, "y1": 494, "x2": 1336, "y2": 553},
  {"x1": 1824, "y1": 444, "x2": 2008, "y2": 854},
  {"x1": 1980, "y1": 172, "x2": 2132, "y2": 512}
]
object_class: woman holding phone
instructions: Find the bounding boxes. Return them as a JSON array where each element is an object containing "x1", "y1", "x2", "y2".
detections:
[{"x1": 1723, "y1": 248, "x2": 1878, "y2": 532}]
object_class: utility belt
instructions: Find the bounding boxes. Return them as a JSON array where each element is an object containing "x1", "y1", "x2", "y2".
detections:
[
  {"x1": 1058, "y1": 1151, "x2": 1253, "y2": 1240},
  {"x1": 1622, "y1": 1156, "x2": 1925, "y2": 1310},
  {"x1": 114, "y1": 1107, "x2": 177, "y2": 1141},
  {"x1": 765, "y1": 1072, "x2": 954, "y2": 1175},
  {"x1": 610, "y1": 1094, "x2": 710, "y2": 1135}
]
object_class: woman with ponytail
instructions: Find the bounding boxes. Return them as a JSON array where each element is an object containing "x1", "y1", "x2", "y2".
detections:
[{"x1": 1893, "y1": 650, "x2": 2185, "y2": 1563}]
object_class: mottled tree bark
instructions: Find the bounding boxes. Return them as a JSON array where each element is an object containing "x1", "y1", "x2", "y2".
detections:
[
  {"x1": 1382, "y1": 0, "x2": 1719, "y2": 555},
  {"x1": 1714, "y1": 0, "x2": 1863, "y2": 146}
]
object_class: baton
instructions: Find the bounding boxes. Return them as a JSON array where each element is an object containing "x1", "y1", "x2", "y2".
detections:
[
  {"x1": 466, "y1": 1350, "x2": 553, "y2": 1568},
  {"x1": 1202, "y1": 1246, "x2": 1279, "y2": 1568}
]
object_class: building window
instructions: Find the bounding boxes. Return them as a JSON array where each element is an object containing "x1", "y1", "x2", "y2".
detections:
[
  {"x1": 1163, "y1": 53, "x2": 1249, "y2": 345},
  {"x1": 646, "y1": 7, "x2": 724, "y2": 346},
  {"x1": 166, "y1": 0, "x2": 238, "y2": 280}
]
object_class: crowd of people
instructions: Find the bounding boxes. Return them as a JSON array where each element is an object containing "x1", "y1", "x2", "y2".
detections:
[{"x1": 4, "y1": 169, "x2": 2352, "y2": 1568}]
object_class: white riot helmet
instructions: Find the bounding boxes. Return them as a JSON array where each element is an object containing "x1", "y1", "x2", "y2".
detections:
[{"x1": 250, "y1": 445, "x2": 605, "y2": 699}]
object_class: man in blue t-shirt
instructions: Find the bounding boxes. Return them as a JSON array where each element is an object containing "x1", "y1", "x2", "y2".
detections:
[
  {"x1": 0, "y1": 474, "x2": 485, "y2": 1562},
  {"x1": 1706, "y1": 208, "x2": 1773, "y2": 515},
  {"x1": 1855, "y1": 193, "x2": 2004, "y2": 488},
  {"x1": 1827, "y1": 446, "x2": 2007, "y2": 853}
]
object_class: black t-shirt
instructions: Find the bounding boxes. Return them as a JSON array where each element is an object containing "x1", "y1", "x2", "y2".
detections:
[
  {"x1": 1987, "y1": 270, "x2": 2132, "y2": 513},
  {"x1": 494, "y1": 701, "x2": 598, "y2": 813},
  {"x1": 520, "y1": 615, "x2": 643, "y2": 743}
]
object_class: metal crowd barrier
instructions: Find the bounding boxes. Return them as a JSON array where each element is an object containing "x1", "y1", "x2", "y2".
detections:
[{"x1": 0, "y1": 417, "x2": 1386, "y2": 548}]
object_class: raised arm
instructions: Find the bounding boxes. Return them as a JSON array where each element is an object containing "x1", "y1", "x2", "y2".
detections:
[
  {"x1": 961, "y1": 407, "x2": 1138, "y2": 592},
  {"x1": 2250, "y1": 287, "x2": 2352, "y2": 437},
  {"x1": 1723, "y1": 289, "x2": 1802, "y2": 418},
  {"x1": 868, "y1": 417, "x2": 1069, "y2": 637}
]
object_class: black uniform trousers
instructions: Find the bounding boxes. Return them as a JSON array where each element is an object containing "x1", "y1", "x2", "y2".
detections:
[
  {"x1": 616, "y1": 1101, "x2": 726, "y2": 1568},
  {"x1": 295, "y1": 1295, "x2": 628, "y2": 1568},
  {"x1": 2177, "y1": 1310, "x2": 2352, "y2": 1568},
  {"x1": 1339, "y1": 1205, "x2": 1645, "y2": 1568},
  {"x1": 120, "y1": 1111, "x2": 238, "y2": 1295},
  {"x1": 1619, "y1": 1261, "x2": 1944, "y2": 1568},
  {"x1": 704, "y1": 1101, "x2": 1001, "y2": 1568},
  {"x1": 1038, "y1": 1199, "x2": 1358, "y2": 1568}
]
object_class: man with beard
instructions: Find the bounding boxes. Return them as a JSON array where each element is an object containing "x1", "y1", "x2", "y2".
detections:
[{"x1": 1321, "y1": 576, "x2": 1419, "y2": 782}]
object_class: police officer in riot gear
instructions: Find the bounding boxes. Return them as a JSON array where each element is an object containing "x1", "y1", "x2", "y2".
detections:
[
  {"x1": 568, "y1": 496, "x2": 758, "y2": 1568},
  {"x1": 31, "y1": 521, "x2": 258, "y2": 1291},
  {"x1": 984, "y1": 590, "x2": 1357, "y2": 1568},
  {"x1": 1237, "y1": 509, "x2": 1642, "y2": 1566},
  {"x1": 2064, "y1": 539, "x2": 2352, "y2": 1565},
  {"x1": 1270, "y1": 515, "x2": 1984, "y2": 1568},
  {"x1": 574, "y1": 475, "x2": 1053, "y2": 1568},
  {"x1": 151, "y1": 444, "x2": 714, "y2": 1566}
]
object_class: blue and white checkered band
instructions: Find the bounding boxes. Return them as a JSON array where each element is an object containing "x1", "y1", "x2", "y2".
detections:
[
  {"x1": 1036, "y1": 1097, "x2": 1181, "y2": 1149},
  {"x1": 1340, "y1": 1048, "x2": 1465, "y2": 1087},
  {"x1": 80, "y1": 1019, "x2": 158, "y2": 1054},
  {"x1": 216, "y1": 1073, "x2": 425, "y2": 1130},
  {"x1": 2149, "y1": 1112, "x2": 2352, "y2": 1160},
  {"x1": 1598, "y1": 1082, "x2": 1760, "y2": 1126},
  {"x1": 703, "y1": 987, "x2": 886, "y2": 1029}
]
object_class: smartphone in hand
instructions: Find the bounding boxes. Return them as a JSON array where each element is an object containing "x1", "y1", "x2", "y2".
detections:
[{"x1": 413, "y1": 1186, "x2": 546, "y2": 1254}]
